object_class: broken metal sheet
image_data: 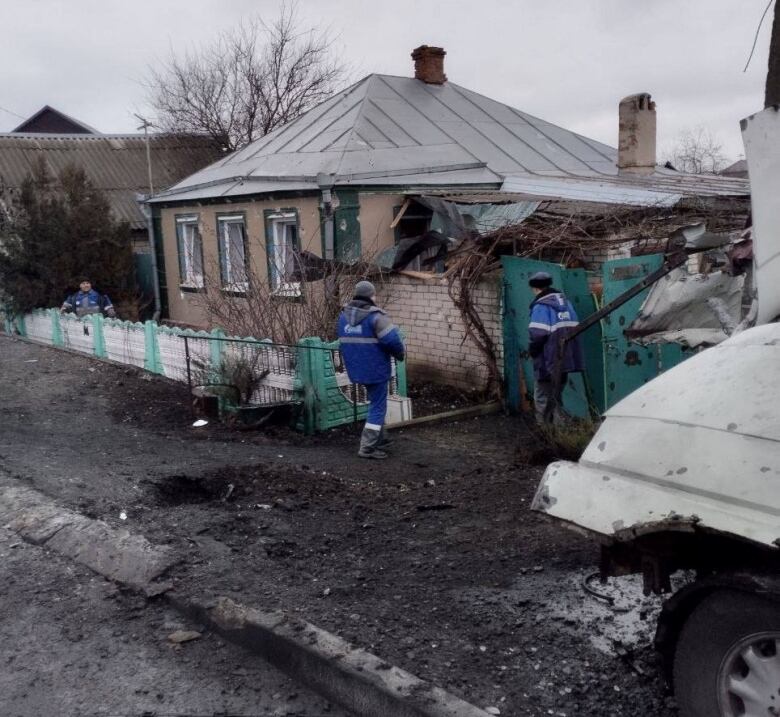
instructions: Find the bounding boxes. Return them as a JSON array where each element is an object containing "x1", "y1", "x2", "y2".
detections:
[
  {"x1": 418, "y1": 196, "x2": 539, "y2": 239},
  {"x1": 742, "y1": 107, "x2": 780, "y2": 324},
  {"x1": 629, "y1": 328, "x2": 728, "y2": 349},
  {"x1": 532, "y1": 322, "x2": 780, "y2": 550},
  {"x1": 626, "y1": 268, "x2": 744, "y2": 346},
  {"x1": 415, "y1": 197, "x2": 469, "y2": 240},
  {"x1": 375, "y1": 231, "x2": 451, "y2": 271},
  {"x1": 668, "y1": 222, "x2": 733, "y2": 252},
  {"x1": 451, "y1": 201, "x2": 539, "y2": 234}
]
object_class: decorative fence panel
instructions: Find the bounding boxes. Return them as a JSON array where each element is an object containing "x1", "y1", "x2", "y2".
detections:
[
  {"x1": 60, "y1": 314, "x2": 96, "y2": 356},
  {"x1": 25, "y1": 310, "x2": 56, "y2": 346},
  {"x1": 1, "y1": 310, "x2": 409, "y2": 434},
  {"x1": 103, "y1": 319, "x2": 147, "y2": 369}
]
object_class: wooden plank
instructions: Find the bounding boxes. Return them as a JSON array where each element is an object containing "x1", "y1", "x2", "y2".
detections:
[
  {"x1": 398, "y1": 270, "x2": 438, "y2": 280},
  {"x1": 389, "y1": 198, "x2": 411, "y2": 229},
  {"x1": 386, "y1": 401, "x2": 502, "y2": 431}
]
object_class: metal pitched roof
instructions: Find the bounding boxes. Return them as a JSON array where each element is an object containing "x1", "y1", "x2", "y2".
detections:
[
  {"x1": 153, "y1": 73, "x2": 750, "y2": 205},
  {"x1": 0, "y1": 133, "x2": 223, "y2": 228},
  {"x1": 12, "y1": 105, "x2": 100, "y2": 134}
]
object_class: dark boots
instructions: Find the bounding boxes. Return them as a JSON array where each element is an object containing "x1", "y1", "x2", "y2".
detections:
[{"x1": 358, "y1": 425, "x2": 388, "y2": 459}]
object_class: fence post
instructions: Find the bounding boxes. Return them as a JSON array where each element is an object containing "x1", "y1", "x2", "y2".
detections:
[
  {"x1": 15, "y1": 314, "x2": 26, "y2": 337},
  {"x1": 144, "y1": 320, "x2": 161, "y2": 374},
  {"x1": 51, "y1": 309, "x2": 63, "y2": 347},
  {"x1": 395, "y1": 357, "x2": 408, "y2": 397},
  {"x1": 309, "y1": 338, "x2": 329, "y2": 432},
  {"x1": 92, "y1": 314, "x2": 106, "y2": 358},
  {"x1": 209, "y1": 328, "x2": 225, "y2": 379},
  {"x1": 297, "y1": 337, "x2": 318, "y2": 435}
]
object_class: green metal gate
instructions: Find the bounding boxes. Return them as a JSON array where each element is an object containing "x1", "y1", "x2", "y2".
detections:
[
  {"x1": 502, "y1": 254, "x2": 691, "y2": 416},
  {"x1": 600, "y1": 255, "x2": 692, "y2": 408},
  {"x1": 502, "y1": 256, "x2": 601, "y2": 418}
]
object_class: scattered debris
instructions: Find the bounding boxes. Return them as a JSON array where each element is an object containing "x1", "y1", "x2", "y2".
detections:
[
  {"x1": 192, "y1": 419, "x2": 208, "y2": 427},
  {"x1": 167, "y1": 630, "x2": 202, "y2": 644}
]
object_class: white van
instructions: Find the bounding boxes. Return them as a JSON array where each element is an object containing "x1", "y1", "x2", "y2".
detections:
[{"x1": 532, "y1": 322, "x2": 780, "y2": 717}]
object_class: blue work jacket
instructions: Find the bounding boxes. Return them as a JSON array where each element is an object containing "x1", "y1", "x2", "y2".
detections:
[
  {"x1": 62, "y1": 289, "x2": 114, "y2": 317},
  {"x1": 528, "y1": 289, "x2": 585, "y2": 381},
  {"x1": 337, "y1": 299, "x2": 405, "y2": 385}
]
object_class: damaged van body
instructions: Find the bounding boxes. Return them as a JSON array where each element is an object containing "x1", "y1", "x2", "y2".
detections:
[
  {"x1": 532, "y1": 106, "x2": 780, "y2": 717},
  {"x1": 532, "y1": 323, "x2": 780, "y2": 716}
]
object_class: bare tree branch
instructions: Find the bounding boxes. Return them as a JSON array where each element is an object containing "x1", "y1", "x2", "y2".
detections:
[
  {"x1": 145, "y1": 3, "x2": 345, "y2": 151},
  {"x1": 664, "y1": 126, "x2": 728, "y2": 174}
]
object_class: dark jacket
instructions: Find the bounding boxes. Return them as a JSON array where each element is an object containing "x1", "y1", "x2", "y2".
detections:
[
  {"x1": 337, "y1": 299, "x2": 405, "y2": 385},
  {"x1": 528, "y1": 288, "x2": 584, "y2": 381},
  {"x1": 62, "y1": 289, "x2": 115, "y2": 318}
]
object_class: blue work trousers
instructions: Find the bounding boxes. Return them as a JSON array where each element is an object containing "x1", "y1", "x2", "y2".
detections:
[{"x1": 364, "y1": 381, "x2": 389, "y2": 429}]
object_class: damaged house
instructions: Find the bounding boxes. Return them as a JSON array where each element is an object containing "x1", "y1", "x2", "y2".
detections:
[{"x1": 147, "y1": 46, "x2": 750, "y2": 402}]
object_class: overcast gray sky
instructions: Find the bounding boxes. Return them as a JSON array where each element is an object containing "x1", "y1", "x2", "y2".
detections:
[{"x1": 1, "y1": 0, "x2": 773, "y2": 163}]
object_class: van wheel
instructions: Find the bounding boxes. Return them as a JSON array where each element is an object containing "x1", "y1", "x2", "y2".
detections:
[{"x1": 674, "y1": 590, "x2": 780, "y2": 717}]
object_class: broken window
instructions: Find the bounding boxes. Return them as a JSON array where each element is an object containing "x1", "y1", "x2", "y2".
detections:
[
  {"x1": 392, "y1": 200, "x2": 440, "y2": 271},
  {"x1": 175, "y1": 215, "x2": 204, "y2": 288},
  {"x1": 217, "y1": 214, "x2": 249, "y2": 293},
  {"x1": 394, "y1": 200, "x2": 433, "y2": 243},
  {"x1": 265, "y1": 211, "x2": 301, "y2": 297}
]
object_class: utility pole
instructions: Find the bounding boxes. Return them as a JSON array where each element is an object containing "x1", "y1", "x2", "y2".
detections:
[
  {"x1": 134, "y1": 114, "x2": 155, "y2": 197},
  {"x1": 766, "y1": 0, "x2": 780, "y2": 107}
]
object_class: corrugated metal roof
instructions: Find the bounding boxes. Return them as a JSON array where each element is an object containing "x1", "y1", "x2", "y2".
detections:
[
  {"x1": 154, "y1": 72, "x2": 750, "y2": 206},
  {"x1": 501, "y1": 170, "x2": 749, "y2": 206},
  {"x1": 0, "y1": 133, "x2": 223, "y2": 228}
]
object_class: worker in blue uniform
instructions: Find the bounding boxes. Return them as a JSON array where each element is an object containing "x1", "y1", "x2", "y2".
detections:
[
  {"x1": 61, "y1": 278, "x2": 116, "y2": 318},
  {"x1": 337, "y1": 281, "x2": 405, "y2": 459},
  {"x1": 528, "y1": 271, "x2": 584, "y2": 424}
]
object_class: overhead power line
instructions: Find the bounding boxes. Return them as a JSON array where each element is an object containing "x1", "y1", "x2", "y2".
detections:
[
  {"x1": 0, "y1": 104, "x2": 25, "y2": 120},
  {"x1": 744, "y1": 0, "x2": 775, "y2": 72}
]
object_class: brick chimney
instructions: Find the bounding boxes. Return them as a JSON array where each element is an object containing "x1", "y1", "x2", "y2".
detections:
[
  {"x1": 618, "y1": 93, "x2": 656, "y2": 175},
  {"x1": 412, "y1": 45, "x2": 447, "y2": 84}
]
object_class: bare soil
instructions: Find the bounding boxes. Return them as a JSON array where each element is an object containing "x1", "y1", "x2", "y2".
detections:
[
  {"x1": 0, "y1": 335, "x2": 679, "y2": 716},
  {"x1": 406, "y1": 381, "x2": 487, "y2": 416}
]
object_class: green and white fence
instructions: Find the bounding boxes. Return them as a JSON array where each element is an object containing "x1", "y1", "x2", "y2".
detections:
[{"x1": 1, "y1": 308, "x2": 409, "y2": 434}]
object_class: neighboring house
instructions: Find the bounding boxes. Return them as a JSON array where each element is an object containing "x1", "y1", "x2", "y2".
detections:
[
  {"x1": 0, "y1": 106, "x2": 224, "y2": 299},
  {"x1": 148, "y1": 46, "x2": 750, "y2": 388},
  {"x1": 720, "y1": 159, "x2": 749, "y2": 178}
]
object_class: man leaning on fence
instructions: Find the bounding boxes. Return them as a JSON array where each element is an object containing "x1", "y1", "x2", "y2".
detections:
[
  {"x1": 337, "y1": 281, "x2": 405, "y2": 459},
  {"x1": 528, "y1": 271, "x2": 584, "y2": 425},
  {"x1": 60, "y1": 278, "x2": 116, "y2": 319}
]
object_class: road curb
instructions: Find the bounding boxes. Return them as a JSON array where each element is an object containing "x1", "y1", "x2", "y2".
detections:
[
  {"x1": 0, "y1": 484, "x2": 176, "y2": 595},
  {"x1": 0, "y1": 483, "x2": 491, "y2": 717},
  {"x1": 169, "y1": 593, "x2": 492, "y2": 717}
]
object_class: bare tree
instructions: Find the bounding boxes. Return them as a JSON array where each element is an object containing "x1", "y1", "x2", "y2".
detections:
[
  {"x1": 195, "y1": 251, "x2": 391, "y2": 346},
  {"x1": 665, "y1": 126, "x2": 728, "y2": 174},
  {"x1": 146, "y1": 3, "x2": 345, "y2": 151}
]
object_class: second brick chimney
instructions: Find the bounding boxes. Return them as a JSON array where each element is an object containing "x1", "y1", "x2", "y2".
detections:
[
  {"x1": 412, "y1": 45, "x2": 447, "y2": 84},
  {"x1": 618, "y1": 93, "x2": 657, "y2": 175}
]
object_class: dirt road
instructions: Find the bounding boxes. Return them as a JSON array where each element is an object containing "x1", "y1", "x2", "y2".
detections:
[
  {"x1": 0, "y1": 519, "x2": 343, "y2": 716},
  {"x1": 0, "y1": 335, "x2": 680, "y2": 716}
]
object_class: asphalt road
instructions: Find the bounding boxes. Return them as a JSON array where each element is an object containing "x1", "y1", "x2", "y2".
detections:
[{"x1": 0, "y1": 521, "x2": 344, "y2": 717}]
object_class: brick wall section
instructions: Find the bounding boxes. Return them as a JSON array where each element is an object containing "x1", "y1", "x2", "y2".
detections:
[{"x1": 379, "y1": 275, "x2": 503, "y2": 391}]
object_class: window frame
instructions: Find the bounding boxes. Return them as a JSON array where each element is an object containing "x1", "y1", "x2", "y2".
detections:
[
  {"x1": 264, "y1": 209, "x2": 302, "y2": 298},
  {"x1": 216, "y1": 212, "x2": 249, "y2": 295},
  {"x1": 175, "y1": 214, "x2": 205, "y2": 291}
]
